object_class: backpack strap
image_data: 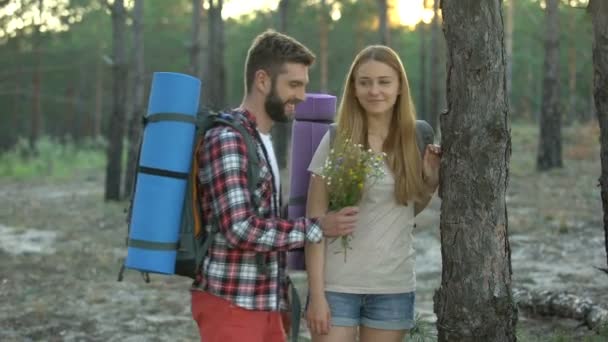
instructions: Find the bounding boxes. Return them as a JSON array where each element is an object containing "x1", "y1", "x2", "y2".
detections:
[
  {"x1": 195, "y1": 114, "x2": 267, "y2": 275},
  {"x1": 212, "y1": 117, "x2": 261, "y2": 206},
  {"x1": 144, "y1": 112, "x2": 198, "y2": 125},
  {"x1": 287, "y1": 276, "x2": 301, "y2": 342},
  {"x1": 415, "y1": 120, "x2": 435, "y2": 158}
]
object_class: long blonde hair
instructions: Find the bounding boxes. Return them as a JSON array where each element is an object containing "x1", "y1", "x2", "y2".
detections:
[{"x1": 335, "y1": 45, "x2": 426, "y2": 205}]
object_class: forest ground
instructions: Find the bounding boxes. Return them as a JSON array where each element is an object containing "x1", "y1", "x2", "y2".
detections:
[{"x1": 0, "y1": 121, "x2": 606, "y2": 341}]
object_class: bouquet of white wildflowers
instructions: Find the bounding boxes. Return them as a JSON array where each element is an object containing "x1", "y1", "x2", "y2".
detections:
[{"x1": 320, "y1": 137, "x2": 386, "y2": 262}]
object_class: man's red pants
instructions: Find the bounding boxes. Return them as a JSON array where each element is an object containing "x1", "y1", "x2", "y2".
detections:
[{"x1": 191, "y1": 290, "x2": 291, "y2": 342}]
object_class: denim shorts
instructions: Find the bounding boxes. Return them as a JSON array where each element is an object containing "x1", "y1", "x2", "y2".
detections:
[{"x1": 314, "y1": 291, "x2": 416, "y2": 330}]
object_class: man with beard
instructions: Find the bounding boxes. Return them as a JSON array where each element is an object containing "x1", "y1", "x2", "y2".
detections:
[{"x1": 190, "y1": 30, "x2": 359, "y2": 342}]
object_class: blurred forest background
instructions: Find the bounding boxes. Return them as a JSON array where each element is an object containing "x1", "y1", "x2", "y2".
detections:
[{"x1": 0, "y1": 0, "x2": 596, "y2": 192}]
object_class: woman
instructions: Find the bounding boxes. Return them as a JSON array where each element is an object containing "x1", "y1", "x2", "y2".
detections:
[{"x1": 304, "y1": 45, "x2": 441, "y2": 342}]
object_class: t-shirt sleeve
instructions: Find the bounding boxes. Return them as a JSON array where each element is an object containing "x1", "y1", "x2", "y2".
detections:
[{"x1": 307, "y1": 130, "x2": 331, "y2": 176}]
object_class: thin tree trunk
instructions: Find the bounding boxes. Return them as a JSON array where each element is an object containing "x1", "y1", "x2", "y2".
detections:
[
  {"x1": 356, "y1": 5, "x2": 364, "y2": 53},
  {"x1": 125, "y1": 0, "x2": 144, "y2": 198},
  {"x1": 429, "y1": 0, "x2": 441, "y2": 132},
  {"x1": 200, "y1": 4, "x2": 209, "y2": 108},
  {"x1": 537, "y1": 0, "x2": 563, "y2": 171},
  {"x1": 566, "y1": 8, "x2": 578, "y2": 125},
  {"x1": 377, "y1": 0, "x2": 390, "y2": 46},
  {"x1": 75, "y1": 63, "x2": 87, "y2": 142},
  {"x1": 523, "y1": 64, "x2": 534, "y2": 120},
  {"x1": 30, "y1": 0, "x2": 44, "y2": 152},
  {"x1": 505, "y1": 0, "x2": 514, "y2": 105},
  {"x1": 94, "y1": 46, "x2": 104, "y2": 139},
  {"x1": 208, "y1": 0, "x2": 224, "y2": 109},
  {"x1": 435, "y1": 1, "x2": 517, "y2": 341},
  {"x1": 319, "y1": 0, "x2": 329, "y2": 93},
  {"x1": 105, "y1": 0, "x2": 128, "y2": 201},
  {"x1": 589, "y1": 0, "x2": 608, "y2": 271},
  {"x1": 65, "y1": 85, "x2": 75, "y2": 141},
  {"x1": 273, "y1": 0, "x2": 294, "y2": 171},
  {"x1": 590, "y1": 74, "x2": 596, "y2": 122},
  {"x1": 567, "y1": 38, "x2": 577, "y2": 125},
  {"x1": 190, "y1": 0, "x2": 202, "y2": 80},
  {"x1": 418, "y1": 1, "x2": 428, "y2": 121},
  {"x1": 278, "y1": 0, "x2": 288, "y2": 33},
  {"x1": 217, "y1": 0, "x2": 226, "y2": 108}
]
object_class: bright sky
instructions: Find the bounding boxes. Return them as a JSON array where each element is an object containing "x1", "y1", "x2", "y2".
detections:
[
  {"x1": 223, "y1": 0, "x2": 434, "y2": 28},
  {"x1": 0, "y1": 0, "x2": 433, "y2": 39}
]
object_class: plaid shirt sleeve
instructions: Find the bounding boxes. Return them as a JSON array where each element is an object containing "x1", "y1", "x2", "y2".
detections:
[{"x1": 201, "y1": 126, "x2": 323, "y2": 251}]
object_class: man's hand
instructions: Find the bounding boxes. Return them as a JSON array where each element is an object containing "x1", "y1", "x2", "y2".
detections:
[{"x1": 319, "y1": 206, "x2": 359, "y2": 238}]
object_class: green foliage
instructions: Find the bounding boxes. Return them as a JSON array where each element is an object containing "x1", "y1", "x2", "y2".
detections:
[
  {"x1": 0, "y1": 136, "x2": 106, "y2": 181},
  {"x1": 408, "y1": 314, "x2": 436, "y2": 342},
  {"x1": 0, "y1": 0, "x2": 597, "y2": 149}
]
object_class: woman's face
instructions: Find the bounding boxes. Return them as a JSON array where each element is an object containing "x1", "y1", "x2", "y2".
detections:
[{"x1": 353, "y1": 60, "x2": 400, "y2": 117}]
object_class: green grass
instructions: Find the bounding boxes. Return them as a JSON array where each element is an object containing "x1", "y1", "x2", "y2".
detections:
[{"x1": 0, "y1": 136, "x2": 106, "y2": 181}]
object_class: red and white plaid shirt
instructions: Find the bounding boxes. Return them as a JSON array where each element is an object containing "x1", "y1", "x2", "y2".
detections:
[{"x1": 193, "y1": 109, "x2": 323, "y2": 311}]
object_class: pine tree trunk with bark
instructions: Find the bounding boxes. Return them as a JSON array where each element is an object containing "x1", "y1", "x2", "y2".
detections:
[
  {"x1": 537, "y1": 0, "x2": 563, "y2": 171},
  {"x1": 429, "y1": 0, "x2": 441, "y2": 132},
  {"x1": 104, "y1": 0, "x2": 128, "y2": 201},
  {"x1": 190, "y1": 0, "x2": 202, "y2": 80},
  {"x1": 434, "y1": 1, "x2": 517, "y2": 341},
  {"x1": 418, "y1": 0, "x2": 428, "y2": 122},
  {"x1": 30, "y1": 0, "x2": 44, "y2": 152},
  {"x1": 377, "y1": 0, "x2": 390, "y2": 46},
  {"x1": 589, "y1": 0, "x2": 608, "y2": 271},
  {"x1": 124, "y1": 0, "x2": 144, "y2": 199},
  {"x1": 278, "y1": 0, "x2": 289, "y2": 33}
]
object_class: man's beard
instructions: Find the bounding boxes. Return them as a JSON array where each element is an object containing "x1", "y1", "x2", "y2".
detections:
[{"x1": 264, "y1": 82, "x2": 290, "y2": 123}]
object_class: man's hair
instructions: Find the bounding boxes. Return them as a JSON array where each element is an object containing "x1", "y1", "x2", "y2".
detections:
[{"x1": 244, "y1": 30, "x2": 316, "y2": 94}]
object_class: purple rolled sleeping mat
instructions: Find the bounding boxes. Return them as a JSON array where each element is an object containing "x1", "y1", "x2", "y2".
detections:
[{"x1": 287, "y1": 93, "x2": 337, "y2": 270}]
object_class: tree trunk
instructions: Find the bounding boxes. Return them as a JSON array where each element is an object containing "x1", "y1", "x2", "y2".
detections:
[
  {"x1": 319, "y1": 0, "x2": 329, "y2": 93},
  {"x1": 505, "y1": 0, "x2": 514, "y2": 106},
  {"x1": 273, "y1": 0, "x2": 296, "y2": 171},
  {"x1": 104, "y1": 0, "x2": 128, "y2": 201},
  {"x1": 278, "y1": 0, "x2": 288, "y2": 33},
  {"x1": 124, "y1": 0, "x2": 144, "y2": 199},
  {"x1": 200, "y1": 5, "x2": 209, "y2": 109},
  {"x1": 355, "y1": 5, "x2": 364, "y2": 52},
  {"x1": 514, "y1": 288, "x2": 608, "y2": 332},
  {"x1": 589, "y1": 0, "x2": 608, "y2": 271},
  {"x1": 75, "y1": 63, "x2": 87, "y2": 142},
  {"x1": 429, "y1": 0, "x2": 441, "y2": 132},
  {"x1": 418, "y1": 1, "x2": 428, "y2": 122},
  {"x1": 523, "y1": 64, "x2": 534, "y2": 120},
  {"x1": 537, "y1": 0, "x2": 563, "y2": 171},
  {"x1": 190, "y1": 0, "x2": 202, "y2": 80},
  {"x1": 377, "y1": 0, "x2": 390, "y2": 46},
  {"x1": 207, "y1": 0, "x2": 225, "y2": 110},
  {"x1": 566, "y1": 9, "x2": 577, "y2": 125},
  {"x1": 30, "y1": 0, "x2": 44, "y2": 152},
  {"x1": 65, "y1": 85, "x2": 75, "y2": 141},
  {"x1": 207, "y1": 0, "x2": 217, "y2": 109},
  {"x1": 94, "y1": 45, "x2": 104, "y2": 139},
  {"x1": 567, "y1": 40, "x2": 577, "y2": 125},
  {"x1": 217, "y1": 0, "x2": 226, "y2": 108},
  {"x1": 434, "y1": 1, "x2": 517, "y2": 341}
]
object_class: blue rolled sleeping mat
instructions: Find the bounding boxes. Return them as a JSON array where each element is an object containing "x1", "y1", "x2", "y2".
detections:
[{"x1": 125, "y1": 72, "x2": 201, "y2": 275}]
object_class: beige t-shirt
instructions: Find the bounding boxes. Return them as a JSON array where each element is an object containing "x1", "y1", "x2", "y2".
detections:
[{"x1": 308, "y1": 132, "x2": 416, "y2": 294}]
